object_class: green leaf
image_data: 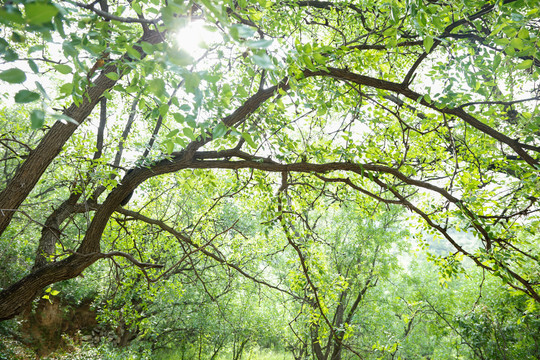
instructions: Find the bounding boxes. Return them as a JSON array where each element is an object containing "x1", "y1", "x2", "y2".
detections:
[
  {"x1": 54, "y1": 14, "x2": 65, "y2": 37},
  {"x1": 242, "y1": 132, "x2": 256, "y2": 148},
  {"x1": 302, "y1": 55, "x2": 316, "y2": 71},
  {"x1": 246, "y1": 39, "x2": 273, "y2": 49},
  {"x1": 159, "y1": 104, "x2": 169, "y2": 117},
  {"x1": 28, "y1": 45, "x2": 44, "y2": 54},
  {"x1": 24, "y1": 2, "x2": 59, "y2": 25},
  {"x1": 54, "y1": 64, "x2": 72, "y2": 74},
  {"x1": 140, "y1": 41, "x2": 154, "y2": 55},
  {"x1": 423, "y1": 36, "x2": 434, "y2": 53},
  {"x1": 28, "y1": 59, "x2": 39, "y2": 73},
  {"x1": 59, "y1": 82, "x2": 73, "y2": 96},
  {"x1": 518, "y1": 27, "x2": 529, "y2": 39},
  {"x1": 51, "y1": 113, "x2": 77, "y2": 125},
  {"x1": 383, "y1": 27, "x2": 397, "y2": 37},
  {"x1": 183, "y1": 127, "x2": 196, "y2": 140},
  {"x1": 391, "y1": 6, "x2": 399, "y2": 22},
  {"x1": 105, "y1": 72, "x2": 120, "y2": 81},
  {"x1": 31, "y1": 109, "x2": 45, "y2": 129},
  {"x1": 148, "y1": 78, "x2": 166, "y2": 97},
  {"x1": 0, "y1": 8, "x2": 25, "y2": 25},
  {"x1": 11, "y1": 31, "x2": 25, "y2": 43},
  {"x1": 126, "y1": 46, "x2": 142, "y2": 60},
  {"x1": 230, "y1": 24, "x2": 256, "y2": 40},
  {"x1": 167, "y1": 129, "x2": 179, "y2": 138},
  {"x1": 15, "y1": 90, "x2": 40, "y2": 103},
  {"x1": 313, "y1": 53, "x2": 327, "y2": 65},
  {"x1": 173, "y1": 113, "x2": 185, "y2": 123},
  {"x1": 510, "y1": 37, "x2": 524, "y2": 50},
  {"x1": 62, "y1": 42, "x2": 78, "y2": 58},
  {"x1": 174, "y1": 137, "x2": 187, "y2": 147},
  {"x1": 493, "y1": 54, "x2": 501, "y2": 70},
  {"x1": 35, "y1": 81, "x2": 50, "y2": 101},
  {"x1": 165, "y1": 139, "x2": 174, "y2": 154},
  {"x1": 183, "y1": 72, "x2": 200, "y2": 94},
  {"x1": 0, "y1": 68, "x2": 26, "y2": 83},
  {"x1": 251, "y1": 53, "x2": 275, "y2": 70},
  {"x1": 516, "y1": 59, "x2": 533, "y2": 69},
  {"x1": 170, "y1": 49, "x2": 193, "y2": 66},
  {"x1": 132, "y1": 1, "x2": 142, "y2": 15},
  {"x1": 186, "y1": 115, "x2": 197, "y2": 128},
  {"x1": 213, "y1": 123, "x2": 227, "y2": 139}
]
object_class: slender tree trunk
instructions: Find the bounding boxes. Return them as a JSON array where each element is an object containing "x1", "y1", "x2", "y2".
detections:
[{"x1": 32, "y1": 192, "x2": 83, "y2": 270}]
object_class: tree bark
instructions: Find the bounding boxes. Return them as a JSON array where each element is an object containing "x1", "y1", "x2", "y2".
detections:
[{"x1": 0, "y1": 253, "x2": 100, "y2": 321}]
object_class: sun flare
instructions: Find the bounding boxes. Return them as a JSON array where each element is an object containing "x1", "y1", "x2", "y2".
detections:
[{"x1": 175, "y1": 21, "x2": 221, "y2": 58}]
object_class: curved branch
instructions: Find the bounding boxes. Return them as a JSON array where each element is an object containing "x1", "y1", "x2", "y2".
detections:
[
  {"x1": 303, "y1": 67, "x2": 540, "y2": 167},
  {"x1": 115, "y1": 207, "x2": 295, "y2": 297},
  {"x1": 100, "y1": 250, "x2": 164, "y2": 269}
]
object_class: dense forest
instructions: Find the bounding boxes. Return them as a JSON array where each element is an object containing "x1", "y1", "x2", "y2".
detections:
[{"x1": 0, "y1": 0, "x2": 539, "y2": 359}]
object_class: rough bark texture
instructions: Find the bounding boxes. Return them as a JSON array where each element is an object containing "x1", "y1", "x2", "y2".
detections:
[
  {"x1": 0, "y1": 29, "x2": 164, "y2": 320},
  {"x1": 0, "y1": 253, "x2": 100, "y2": 321}
]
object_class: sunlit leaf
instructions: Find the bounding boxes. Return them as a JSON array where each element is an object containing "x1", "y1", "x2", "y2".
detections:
[
  {"x1": 213, "y1": 123, "x2": 227, "y2": 139},
  {"x1": 423, "y1": 36, "x2": 434, "y2": 53},
  {"x1": 35, "y1": 81, "x2": 50, "y2": 101},
  {"x1": 183, "y1": 127, "x2": 196, "y2": 140},
  {"x1": 510, "y1": 37, "x2": 524, "y2": 50},
  {"x1": 25, "y1": 2, "x2": 59, "y2": 25},
  {"x1": 106, "y1": 72, "x2": 120, "y2": 81},
  {"x1": 230, "y1": 24, "x2": 256, "y2": 40},
  {"x1": 15, "y1": 90, "x2": 40, "y2": 103},
  {"x1": 242, "y1": 132, "x2": 256, "y2": 148},
  {"x1": 516, "y1": 59, "x2": 533, "y2": 69},
  {"x1": 0, "y1": 68, "x2": 26, "y2": 83},
  {"x1": 54, "y1": 64, "x2": 72, "y2": 74},
  {"x1": 251, "y1": 53, "x2": 275, "y2": 70},
  {"x1": 30, "y1": 109, "x2": 45, "y2": 129},
  {"x1": 246, "y1": 39, "x2": 273, "y2": 49}
]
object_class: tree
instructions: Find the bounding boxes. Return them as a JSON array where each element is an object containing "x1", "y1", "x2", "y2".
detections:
[
  {"x1": 281, "y1": 201, "x2": 405, "y2": 360},
  {"x1": 0, "y1": 0, "x2": 539, "y2": 328}
]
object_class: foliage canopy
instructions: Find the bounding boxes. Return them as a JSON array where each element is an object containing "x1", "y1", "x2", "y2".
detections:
[{"x1": 0, "y1": 0, "x2": 539, "y2": 358}]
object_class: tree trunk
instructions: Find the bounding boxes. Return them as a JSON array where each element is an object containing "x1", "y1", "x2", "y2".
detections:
[{"x1": 0, "y1": 253, "x2": 100, "y2": 321}]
